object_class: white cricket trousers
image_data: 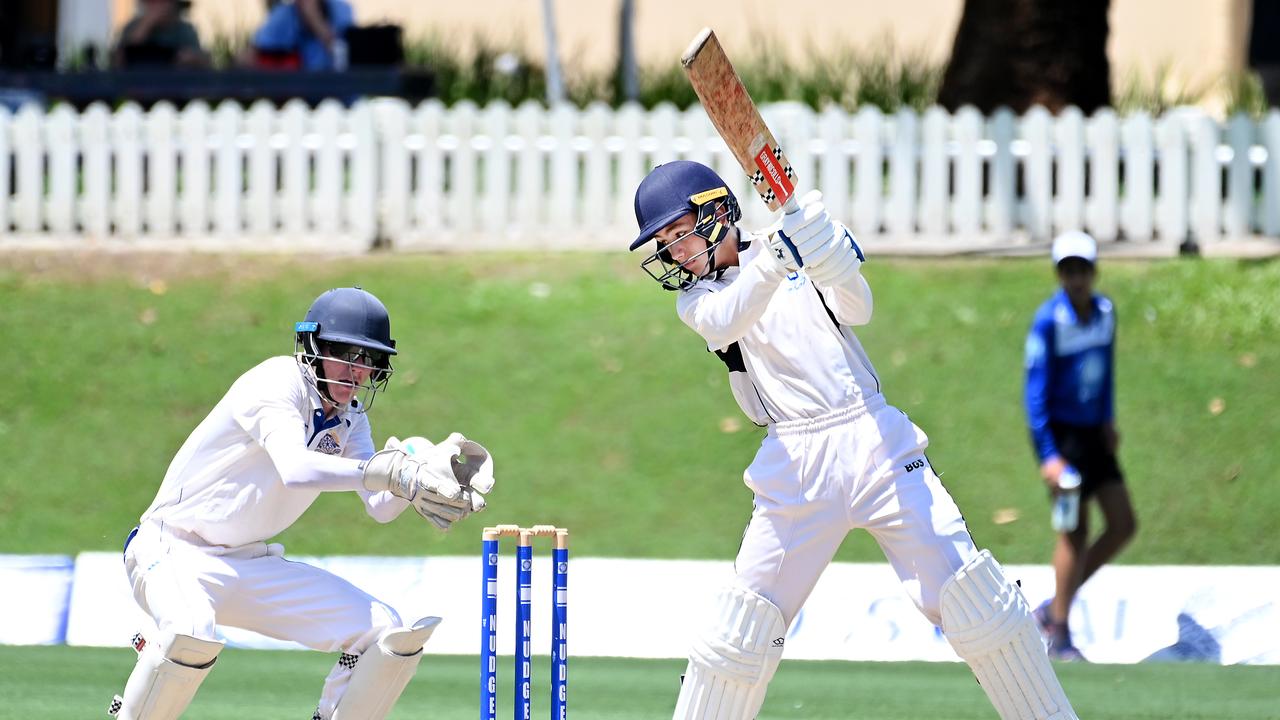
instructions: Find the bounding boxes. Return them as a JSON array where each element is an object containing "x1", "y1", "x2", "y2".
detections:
[
  {"x1": 736, "y1": 395, "x2": 979, "y2": 628},
  {"x1": 123, "y1": 521, "x2": 401, "y2": 715}
]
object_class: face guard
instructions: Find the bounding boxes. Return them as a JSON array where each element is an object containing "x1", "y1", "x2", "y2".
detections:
[
  {"x1": 294, "y1": 323, "x2": 394, "y2": 413},
  {"x1": 639, "y1": 188, "x2": 741, "y2": 291}
]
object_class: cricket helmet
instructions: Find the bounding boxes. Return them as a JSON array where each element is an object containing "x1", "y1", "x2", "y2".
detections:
[
  {"x1": 630, "y1": 160, "x2": 741, "y2": 290},
  {"x1": 294, "y1": 287, "x2": 397, "y2": 412}
]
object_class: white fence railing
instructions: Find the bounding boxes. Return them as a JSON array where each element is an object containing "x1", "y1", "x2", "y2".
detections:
[{"x1": 3, "y1": 99, "x2": 1280, "y2": 252}]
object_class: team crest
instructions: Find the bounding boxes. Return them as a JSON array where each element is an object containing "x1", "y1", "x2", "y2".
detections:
[{"x1": 316, "y1": 432, "x2": 342, "y2": 455}]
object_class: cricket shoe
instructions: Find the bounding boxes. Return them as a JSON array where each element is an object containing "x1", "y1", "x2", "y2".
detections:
[
  {"x1": 1047, "y1": 641, "x2": 1088, "y2": 662},
  {"x1": 1032, "y1": 599, "x2": 1053, "y2": 639}
]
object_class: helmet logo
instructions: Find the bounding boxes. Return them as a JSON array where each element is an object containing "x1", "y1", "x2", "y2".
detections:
[{"x1": 689, "y1": 187, "x2": 728, "y2": 205}]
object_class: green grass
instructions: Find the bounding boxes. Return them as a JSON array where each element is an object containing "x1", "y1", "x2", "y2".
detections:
[
  {"x1": 1, "y1": 253, "x2": 1277, "y2": 565},
  {"x1": 4, "y1": 644, "x2": 1276, "y2": 719}
]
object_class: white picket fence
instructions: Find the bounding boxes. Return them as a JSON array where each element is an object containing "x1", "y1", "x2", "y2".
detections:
[{"x1": 2, "y1": 98, "x2": 1279, "y2": 253}]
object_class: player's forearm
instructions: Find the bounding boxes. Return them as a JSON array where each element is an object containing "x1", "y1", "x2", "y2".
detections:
[
  {"x1": 264, "y1": 437, "x2": 366, "y2": 491},
  {"x1": 679, "y1": 255, "x2": 786, "y2": 350},
  {"x1": 814, "y1": 272, "x2": 873, "y2": 326},
  {"x1": 362, "y1": 490, "x2": 410, "y2": 523}
]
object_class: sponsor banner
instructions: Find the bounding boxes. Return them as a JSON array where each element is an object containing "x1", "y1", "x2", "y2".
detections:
[
  {"x1": 54, "y1": 553, "x2": 1280, "y2": 664},
  {"x1": 0, "y1": 555, "x2": 75, "y2": 645}
]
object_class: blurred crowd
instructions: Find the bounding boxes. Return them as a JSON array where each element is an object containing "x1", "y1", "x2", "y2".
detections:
[{"x1": 112, "y1": 0, "x2": 405, "y2": 72}]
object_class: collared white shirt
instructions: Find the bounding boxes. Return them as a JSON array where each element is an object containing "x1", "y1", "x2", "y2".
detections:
[
  {"x1": 675, "y1": 229, "x2": 881, "y2": 426},
  {"x1": 140, "y1": 355, "x2": 404, "y2": 547}
]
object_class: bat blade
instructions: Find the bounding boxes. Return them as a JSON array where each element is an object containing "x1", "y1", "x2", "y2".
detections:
[{"x1": 681, "y1": 27, "x2": 797, "y2": 213}]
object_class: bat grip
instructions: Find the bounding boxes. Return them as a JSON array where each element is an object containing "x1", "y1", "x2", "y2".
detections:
[{"x1": 781, "y1": 194, "x2": 800, "y2": 215}]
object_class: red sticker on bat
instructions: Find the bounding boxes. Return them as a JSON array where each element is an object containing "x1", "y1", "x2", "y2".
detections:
[{"x1": 754, "y1": 145, "x2": 794, "y2": 205}]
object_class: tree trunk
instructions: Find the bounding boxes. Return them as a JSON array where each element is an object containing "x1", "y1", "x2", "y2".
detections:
[{"x1": 938, "y1": 0, "x2": 1111, "y2": 114}]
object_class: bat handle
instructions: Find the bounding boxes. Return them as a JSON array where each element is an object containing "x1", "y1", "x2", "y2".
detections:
[{"x1": 781, "y1": 194, "x2": 801, "y2": 215}]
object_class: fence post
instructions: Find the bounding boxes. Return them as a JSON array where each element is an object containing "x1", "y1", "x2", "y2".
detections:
[
  {"x1": 1223, "y1": 113, "x2": 1254, "y2": 239},
  {"x1": 179, "y1": 101, "x2": 211, "y2": 237},
  {"x1": 548, "y1": 103, "x2": 577, "y2": 242},
  {"x1": 1054, "y1": 106, "x2": 1086, "y2": 237},
  {"x1": 147, "y1": 103, "x2": 179, "y2": 238},
  {"x1": 1087, "y1": 109, "x2": 1120, "y2": 242},
  {"x1": 450, "y1": 100, "x2": 479, "y2": 240},
  {"x1": 480, "y1": 100, "x2": 514, "y2": 240},
  {"x1": 312, "y1": 100, "x2": 343, "y2": 239},
  {"x1": 13, "y1": 105, "x2": 43, "y2": 234},
  {"x1": 1120, "y1": 113, "x2": 1154, "y2": 242},
  {"x1": 987, "y1": 108, "x2": 1016, "y2": 240},
  {"x1": 280, "y1": 99, "x2": 309, "y2": 239},
  {"x1": 1263, "y1": 111, "x2": 1280, "y2": 236},
  {"x1": 514, "y1": 100, "x2": 543, "y2": 240},
  {"x1": 411, "y1": 99, "x2": 446, "y2": 247},
  {"x1": 1154, "y1": 112, "x2": 1188, "y2": 245},
  {"x1": 245, "y1": 100, "x2": 276, "y2": 240},
  {"x1": 581, "y1": 102, "x2": 611, "y2": 240},
  {"x1": 213, "y1": 101, "x2": 243, "y2": 240},
  {"x1": 886, "y1": 108, "x2": 918, "y2": 239},
  {"x1": 952, "y1": 106, "x2": 983, "y2": 240},
  {"x1": 615, "y1": 103, "x2": 644, "y2": 240},
  {"x1": 80, "y1": 103, "x2": 111, "y2": 240},
  {"x1": 0, "y1": 108, "x2": 10, "y2": 235},
  {"x1": 45, "y1": 106, "x2": 77, "y2": 236},
  {"x1": 818, "y1": 106, "x2": 850, "y2": 231},
  {"x1": 852, "y1": 107, "x2": 882, "y2": 238},
  {"x1": 348, "y1": 100, "x2": 378, "y2": 251},
  {"x1": 919, "y1": 106, "x2": 949, "y2": 237},
  {"x1": 1023, "y1": 106, "x2": 1052, "y2": 242},
  {"x1": 1186, "y1": 109, "x2": 1220, "y2": 245}
]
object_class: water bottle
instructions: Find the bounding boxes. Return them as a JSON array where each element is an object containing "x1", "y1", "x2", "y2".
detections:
[
  {"x1": 1051, "y1": 467, "x2": 1082, "y2": 532},
  {"x1": 331, "y1": 38, "x2": 349, "y2": 71}
]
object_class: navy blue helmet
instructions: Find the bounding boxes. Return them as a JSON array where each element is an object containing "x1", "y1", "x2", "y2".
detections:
[
  {"x1": 294, "y1": 287, "x2": 396, "y2": 412},
  {"x1": 631, "y1": 160, "x2": 741, "y2": 291}
]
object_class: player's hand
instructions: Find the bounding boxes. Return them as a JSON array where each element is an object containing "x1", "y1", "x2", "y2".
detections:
[
  {"x1": 1039, "y1": 456, "x2": 1067, "y2": 492},
  {"x1": 772, "y1": 191, "x2": 841, "y2": 268},
  {"x1": 1103, "y1": 424, "x2": 1119, "y2": 454},
  {"x1": 372, "y1": 434, "x2": 494, "y2": 530},
  {"x1": 804, "y1": 223, "x2": 864, "y2": 286}
]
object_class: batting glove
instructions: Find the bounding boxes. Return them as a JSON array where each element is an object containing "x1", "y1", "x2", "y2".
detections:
[
  {"x1": 804, "y1": 223, "x2": 865, "y2": 286},
  {"x1": 771, "y1": 190, "x2": 841, "y2": 269}
]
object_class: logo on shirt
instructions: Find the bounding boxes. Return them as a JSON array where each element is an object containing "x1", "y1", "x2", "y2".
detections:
[{"x1": 316, "y1": 432, "x2": 343, "y2": 455}]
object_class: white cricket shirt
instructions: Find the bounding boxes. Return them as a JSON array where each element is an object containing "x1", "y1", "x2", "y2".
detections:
[
  {"x1": 140, "y1": 355, "x2": 404, "y2": 547},
  {"x1": 676, "y1": 228, "x2": 882, "y2": 426}
]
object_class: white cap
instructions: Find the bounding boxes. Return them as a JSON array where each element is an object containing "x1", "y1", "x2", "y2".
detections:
[{"x1": 1051, "y1": 231, "x2": 1097, "y2": 265}]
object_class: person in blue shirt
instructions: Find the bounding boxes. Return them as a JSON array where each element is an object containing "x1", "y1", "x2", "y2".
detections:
[
  {"x1": 248, "y1": 0, "x2": 355, "y2": 71},
  {"x1": 1023, "y1": 231, "x2": 1138, "y2": 661}
]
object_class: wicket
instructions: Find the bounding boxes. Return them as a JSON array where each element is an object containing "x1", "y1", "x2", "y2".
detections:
[{"x1": 481, "y1": 524, "x2": 568, "y2": 720}]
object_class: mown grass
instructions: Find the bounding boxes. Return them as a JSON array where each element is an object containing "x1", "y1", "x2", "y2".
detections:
[
  {"x1": 4, "y1": 644, "x2": 1277, "y2": 719},
  {"x1": 0, "y1": 253, "x2": 1276, "y2": 565}
]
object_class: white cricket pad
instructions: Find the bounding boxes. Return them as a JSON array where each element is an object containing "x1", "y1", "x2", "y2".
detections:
[
  {"x1": 113, "y1": 632, "x2": 224, "y2": 720},
  {"x1": 940, "y1": 550, "x2": 1078, "y2": 720},
  {"x1": 330, "y1": 616, "x2": 442, "y2": 720},
  {"x1": 672, "y1": 585, "x2": 787, "y2": 720}
]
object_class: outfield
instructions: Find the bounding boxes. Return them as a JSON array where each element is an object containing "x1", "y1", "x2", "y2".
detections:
[
  {"x1": 1, "y1": 252, "x2": 1276, "y2": 563},
  {"x1": 2, "y1": 252, "x2": 1278, "y2": 717},
  {"x1": 4, "y1": 645, "x2": 1277, "y2": 719}
]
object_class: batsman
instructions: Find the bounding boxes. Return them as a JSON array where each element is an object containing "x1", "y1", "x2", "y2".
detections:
[
  {"x1": 108, "y1": 287, "x2": 496, "y2": 720},
  {"x1": 631, "y1": 157, "x2": 1079, "y2": 720}
]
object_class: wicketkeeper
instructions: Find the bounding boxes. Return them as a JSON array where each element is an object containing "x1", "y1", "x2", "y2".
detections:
[
  {"x1": 109, "y1": 287, "x2": 496, "y2": 720},
  {"x1": 630, "y1": 161, "x2": 1078, "y2": 720}
]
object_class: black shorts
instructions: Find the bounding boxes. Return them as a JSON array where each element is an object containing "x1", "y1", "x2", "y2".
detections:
[{"x1": 1050, "y1": 421, "x2": 1125, "y2": 499}]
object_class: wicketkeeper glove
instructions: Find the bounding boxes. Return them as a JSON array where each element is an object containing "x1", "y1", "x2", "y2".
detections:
[{"x1": 363, "y1": 439, "x2": 471, "y2": 531}]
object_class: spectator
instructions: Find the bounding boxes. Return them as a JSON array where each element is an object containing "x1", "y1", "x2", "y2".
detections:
[
  {"x1": 1023, "y1": 231, "x2": 1138, "y2": 661},
  {"x1": 113, "y1": 0, "x2": 209, "y2": 69},
  {"x1": 247, "y1": 0, "x2": 355, "y2": 71}
]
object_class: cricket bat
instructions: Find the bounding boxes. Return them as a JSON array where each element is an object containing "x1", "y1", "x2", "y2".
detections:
[{"x1": 681, "y1": 27, "x2": 799, "y2": 215}]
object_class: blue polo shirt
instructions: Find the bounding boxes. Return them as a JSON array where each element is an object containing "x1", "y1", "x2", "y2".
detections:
[{"x1": 1023, "y1": 289, "x2": 1116, "y2": 461}]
